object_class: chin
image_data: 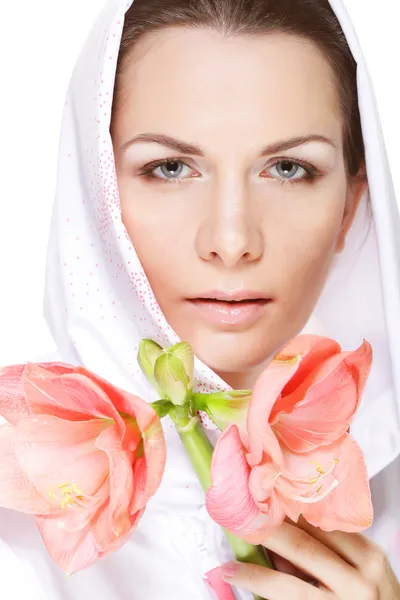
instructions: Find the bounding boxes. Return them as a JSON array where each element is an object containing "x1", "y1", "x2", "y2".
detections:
[{"x1": 189, "y1": 328, "x2": 277, "y2": 376}]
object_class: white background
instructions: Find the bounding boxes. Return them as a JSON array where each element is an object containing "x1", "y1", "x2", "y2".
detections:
[{"x1": 0, "y1": 0, "x2": 399, "y2": 364}]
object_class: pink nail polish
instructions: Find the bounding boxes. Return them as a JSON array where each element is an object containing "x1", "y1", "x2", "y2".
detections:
[{"x1": 221, "y1": 561, "x2": 239, "y2": 578}]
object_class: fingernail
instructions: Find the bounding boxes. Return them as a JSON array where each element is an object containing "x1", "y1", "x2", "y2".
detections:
[{"x1": 221, "y1": 561, "x2": 239, "y2": 579}]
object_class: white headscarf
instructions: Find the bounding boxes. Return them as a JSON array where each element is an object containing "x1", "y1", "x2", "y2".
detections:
[{"x1": 43, "y1": 0, "x2": 400, "y2": 482}]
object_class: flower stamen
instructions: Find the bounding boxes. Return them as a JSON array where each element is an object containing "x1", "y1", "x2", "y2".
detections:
[
  {"x1": 288, "y1": 478, "x2": 339, "y2": 503},
  {"x1": 276, "y1": 457, "x2": 340, "y2": 504},
  {"x1": 49, "y1": 482, "x2": 89, "y2": 510}
]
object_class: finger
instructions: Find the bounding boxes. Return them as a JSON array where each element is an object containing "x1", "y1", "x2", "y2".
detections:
[
  {"x1": 286, "y1": 515, "x2": 392, "y2": 589},
  {"x1": 268, "y1": 550, "x2": 320, "y2": 584},
  {"x1": 290, "y1": 515, "x2": 378, "y2": 570},
  {"x1": 261, "y1": 520, "x2": 365, "y2": 596},
  {"x1": 220, "y1": 561, "x2": 331, "y2": 600}
]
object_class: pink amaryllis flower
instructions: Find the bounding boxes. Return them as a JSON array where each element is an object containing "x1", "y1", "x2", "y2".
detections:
[
  {"x1": 206, "y1": 335, "x2": 374, "y2": 543},
  {"x1": 0, "y1": 361, "x2": 166, "y2": 574}
]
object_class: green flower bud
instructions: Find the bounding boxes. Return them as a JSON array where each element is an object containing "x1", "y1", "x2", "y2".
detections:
[
  {"x1": 167, "y1": 342, "x2": 194, "y2": 390},
  {"x1": 153, "y1": 352, "x2": 191, "y2": 406},
  {"x1": 137, "y1": 339, "x2": 163, "y2": 392}
]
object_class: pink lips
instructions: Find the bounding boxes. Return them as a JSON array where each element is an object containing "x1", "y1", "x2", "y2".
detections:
[{"x1": 187, "y1": 291, "x2": 271, "y2": 328}]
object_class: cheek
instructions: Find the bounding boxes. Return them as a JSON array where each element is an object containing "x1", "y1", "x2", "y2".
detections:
[
  {"x1": 272, "y1": 190, "x2": 345, "y2": 315},
  {"x1": 120, "y1": 192, "x2": 191, "y2": 302}
]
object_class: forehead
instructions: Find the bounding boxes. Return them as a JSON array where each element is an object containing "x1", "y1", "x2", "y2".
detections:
[{"x1": 114, "y1": 27, "x2": 342, "y2": 145}]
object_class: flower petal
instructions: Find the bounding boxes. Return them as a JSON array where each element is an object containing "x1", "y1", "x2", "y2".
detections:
[
  {"x1": 35, "y1": 362, "x2": 76, "y2": 375},
  {"x1": 246, "y1": 357, "x2": 300, "y2": 468},
  {"x1": 22, "y1": 364, "x2": 125, "y2": 428},
  {"x1": 0, "y1": 424, "x2": 52, "y2": 513},
  {"x1": 207, "y1": 425, "x2": 256, "y2": 529},
  {"x1": 246, "y1": 464, "x2": 287, "y2": 538},
  {"x1": 139, "y1": 418, "x2": 166, "y2": 503},
  {"x1": 341, "y1": 340, "x2": 373, "y2": 407},
  {"x1": 129, "y1": 456, "x2": 147, "y2": 515},
  {"x1": 75, "y1": 367, "x2": 162, "y2": 444},
  {"x1": 85, "y1": 370, "x2": 166, "y2": 514},
  {"x1": 43, "y1": 498, "x2": 136, "y2": 570},
  {"x1": 248, "y1": 461, "x2": 278, "y2": 504},
  {"x1": 299, "y1": 435, "x2": 373, "y2": 532},
  {"x1": 95, "y1": 425, "x2": 134, "y2": 537},
  {"x1": 275, "y1": 335, "x2": 341, "y2": 398},
  {"x1": 99, "y1": 381, "x2": 166, "y2": 510},
  {"x1": 274, "y1": 435, "x2": 373, "y2": 531},
  {"x1": 91, "y1": 497, "x2": 142, "y2": 553},
  {"x1": 272, "y1": 341, "x2": 373, "y2": 451},
  {"x1": 273, "y1": 489, "x2": 303, "y2": 524},
  {"x1": 54, "y1": 482, "x2": 109, "y2": 534},
  {"x1": 0, "y1": 364, "x2": 31, "y2": 424},
  {"x1": 36, "y1": 514, "x2": 101, "y2": 574},
  {"x1": 206, "y1": 424, "x2": 276, "y2": 541},
  {"x1": 13, "y1": 415, "x2": 109, "y2": 505},
  {"x1": 240, "y1": 492, "x2": 286, "y2": 545},
  {"x1": 274, "y1": 438, "x2": 341, "y2": 503},
  {"x1": 0, "y1": 362, "x2": 76, "y2": 425}
]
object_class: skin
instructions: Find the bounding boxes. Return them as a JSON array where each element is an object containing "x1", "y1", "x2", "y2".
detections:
[
  {"x1": 111, "y1": 27, "x2": 366, "y2": 390},
  {"x1": 220, "y1": 515, "x2": 400, "y2": 599},
  {"x1": 111, "y1": 26, "x2": 400, "y2": 599}
]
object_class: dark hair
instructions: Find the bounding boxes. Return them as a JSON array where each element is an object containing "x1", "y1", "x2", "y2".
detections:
[{"x1": 112, "y1": 0, "x2": 365, "y2": 180}]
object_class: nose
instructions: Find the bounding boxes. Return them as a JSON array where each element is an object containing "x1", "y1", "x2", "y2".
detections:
[{"x1": 195, "y1": 180, "x2": 264, "y2": 268}]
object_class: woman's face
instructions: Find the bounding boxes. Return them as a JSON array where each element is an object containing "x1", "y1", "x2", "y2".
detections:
[{"x1": 111, "y1": 27, "x2": 366, "y2": 387}]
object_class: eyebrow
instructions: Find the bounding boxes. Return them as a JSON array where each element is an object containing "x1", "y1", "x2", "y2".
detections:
[{"x1": 120, "y1": 132, "x2": 337, "y2": 156}]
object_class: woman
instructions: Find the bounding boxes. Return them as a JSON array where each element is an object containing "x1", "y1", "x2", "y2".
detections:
[{"x1": 0, "y1": 0, "x2": 399, "y2": 598}]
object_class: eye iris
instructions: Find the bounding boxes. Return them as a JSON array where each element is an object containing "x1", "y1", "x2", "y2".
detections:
[
  {"x1": 277, "y1": 160, "x2": 299, "y2": 178},
  {"x1": 156, "y1": 160, "x2": 301, "y2": 179},
  {"x1": 160, "y1": 161, "x2": 183, "y2": 178}
]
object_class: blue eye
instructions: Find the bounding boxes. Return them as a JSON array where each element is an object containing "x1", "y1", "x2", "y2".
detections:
[
  {"x1": 138, "y1": 157, "x2": 320, "y2": 185},
  {"x1": 269, "y1": 160, "x2": 306, "y2": 180},
  {"x1": 139, "y1": 159, "x2": 194, "y2": 183},
  {"x1": 155, "y1": 160, "x2": 190, "y2": 180}
]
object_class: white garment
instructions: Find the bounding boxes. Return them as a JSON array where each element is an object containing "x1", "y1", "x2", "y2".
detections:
[{"x1": 1, "y1": 0, "x2": 400, "y2": 598}]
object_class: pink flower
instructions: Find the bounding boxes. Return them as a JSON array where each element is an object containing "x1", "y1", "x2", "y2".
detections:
[
  {"x1": 0, "y1": 361, "x2": 166, "y2": 574},
  {"x1": 206, "y1": 335, "x2": 374, "y2": 543}
]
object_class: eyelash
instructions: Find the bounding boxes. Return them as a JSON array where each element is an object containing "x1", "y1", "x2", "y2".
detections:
[{"x1": 137, "y1": 157, "x2": 322, "y2": 186}]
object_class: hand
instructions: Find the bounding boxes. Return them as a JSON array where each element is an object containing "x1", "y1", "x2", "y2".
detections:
[{"x1": 220, "y1": 516, "x2": 400, "y2": 599}]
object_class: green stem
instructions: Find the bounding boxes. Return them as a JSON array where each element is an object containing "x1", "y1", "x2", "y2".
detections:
[
  {"x1": 170, "y1": 407, "x2": 272, "y2": 600},
  {"x1": 171, "y1": 408, "x2": 213, "y2": 490}
]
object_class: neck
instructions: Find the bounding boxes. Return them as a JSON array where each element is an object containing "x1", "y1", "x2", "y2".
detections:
[{"x1": 215, "y1": 361, "x2": 268, "y2": 390}]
